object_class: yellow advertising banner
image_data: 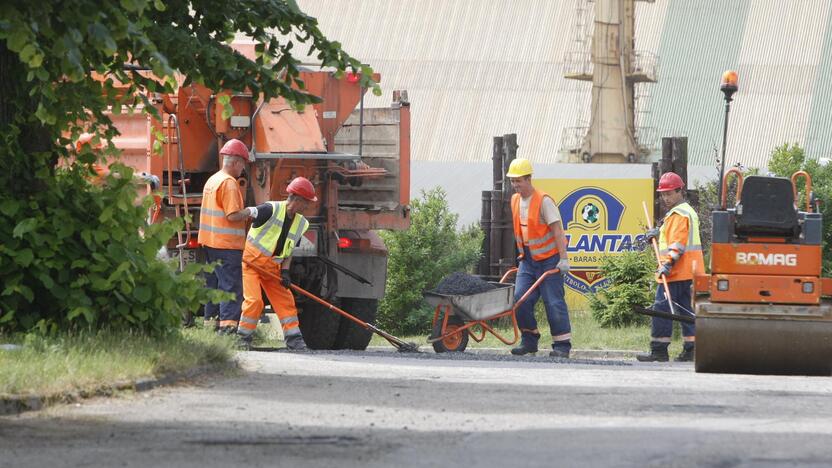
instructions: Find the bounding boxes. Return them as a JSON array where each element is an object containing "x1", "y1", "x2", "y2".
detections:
[{"x1": 534, "y1": 178, "x2": 654, "y2": 310}]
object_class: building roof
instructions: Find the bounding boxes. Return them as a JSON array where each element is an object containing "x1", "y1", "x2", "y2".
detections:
[{"x1": 296, "y1": 0, "x2": 832, "y2": 169}]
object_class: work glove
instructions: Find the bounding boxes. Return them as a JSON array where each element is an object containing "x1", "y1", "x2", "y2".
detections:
[
  {"x1": 556, "y1": 259, "x2": 570, "y2": 274},
  {"x1": 139, "y1": 172, "x2": 160, "y2": 190},
  {"x1": 245, "y1": 206, "x2": 259, "y2": 219},
  {"x1": 656, "y1": 262, "x2": 672, "y2": 278},
  {"x1": 643, "y1": 228, "x2": 659, "y2": 243},
  {"x1": 280, "y1": 270, "x2": 292, "y2": 289}
]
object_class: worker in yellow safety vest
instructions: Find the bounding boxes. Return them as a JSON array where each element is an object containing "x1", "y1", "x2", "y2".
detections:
[
  {"x1": 197, "y1": 139, "x2": 255, "y2": 334},
  {"x1": 506, "y1": 158, "x2": 572, "y2": 358},
  {"x1": 637, "y1": 172, "x2": 705, "y2": 362},
  {"x1": 236, "y1": 177, "x2": 317, "y2": 350}
]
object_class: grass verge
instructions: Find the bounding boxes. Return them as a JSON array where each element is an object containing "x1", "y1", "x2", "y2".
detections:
[{"x1": 0, "y1": 327, "x2": 237, "y2": 396}]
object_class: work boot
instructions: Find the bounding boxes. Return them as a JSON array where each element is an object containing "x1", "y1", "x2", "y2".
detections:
[
  {"x1": 236, "y1": 334, "x2": 253, "y2": 350},
  {"x1": 636, "y1": 341, "x2": 669, "y2": 362},
  {"x1": 217, "y1": 325, "x2": 237, "y2": 336},
  {"x1": 675, "y1": 343, "x2": 695, "y2": 362},
  {"x1": 285, "y1": 335, "x2": 307, "y2": 351},
  {"x1": 549, "y1": 341, "x2": 571, "y2": 359},
  {"x1": 511, "y1": 337, "x2": 539, "y2": 356}
]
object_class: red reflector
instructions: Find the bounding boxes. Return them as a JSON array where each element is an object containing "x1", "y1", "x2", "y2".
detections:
[
  {"x1": 346, "y1": 72, "x2": 360, "y2": 83},
  {"x1": 187, "y1": 238, "x2": 200, "y2": 249},
  {"x1": 338, "y1": 237, "x2": 353, "y2": 249}
]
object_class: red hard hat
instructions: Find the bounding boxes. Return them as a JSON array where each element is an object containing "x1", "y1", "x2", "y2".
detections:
[
  {"x1": 75, "y1": 132, "x2": 102, "y2": 152},
  {"x1": 286, "y1": 177, "x2": 318, "y2": 202},
  {"x1": 657, "y1": 172, "x2": 685, "y2": 192},
  {"x1": 220, "y1": 138, "x2": 252, "y2": 162}
]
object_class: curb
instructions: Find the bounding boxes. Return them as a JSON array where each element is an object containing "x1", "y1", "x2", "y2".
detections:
[
  {"x1": 365, "y1": 346, "x2": 640, "y2": 359},
  {"x1": 0, "y1": 362, "x2": 236, "y2": 417}
]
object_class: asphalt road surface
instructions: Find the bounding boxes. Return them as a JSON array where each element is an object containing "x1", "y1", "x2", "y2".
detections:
[{"x1": 2, "y1": 350, "x2": 832, "y2": 468}]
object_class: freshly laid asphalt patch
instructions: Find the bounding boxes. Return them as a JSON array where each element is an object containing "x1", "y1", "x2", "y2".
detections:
[{"x1": 247, "y1": 347, "x2": 633, "y2": 367}]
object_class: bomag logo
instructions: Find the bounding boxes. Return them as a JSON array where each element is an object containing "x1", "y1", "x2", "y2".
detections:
[{"x1": 735, "y1": 252, "x2": 797, "y2": 266}]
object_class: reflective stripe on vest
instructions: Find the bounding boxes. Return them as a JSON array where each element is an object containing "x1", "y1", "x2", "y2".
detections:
[
  {"x1": 512, "y1": 189, "x2": 559, "y2": 261},
  {"x1": 658, "y1": 202, "x2": 705, "y2": 281},
  {"x1": 197, "y1": 172, "x2": 246, "y2": 249},
  {"x1": 246, "y1": 201, "x2": 309, "y2": 259},
  {"x1": 658, "y1": 202, "x2": 702, "y2": 255}
]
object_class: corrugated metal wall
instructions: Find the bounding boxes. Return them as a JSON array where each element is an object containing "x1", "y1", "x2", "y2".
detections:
[{"x1": 297, "y1": 0, "x2": 832, "y2": 169}]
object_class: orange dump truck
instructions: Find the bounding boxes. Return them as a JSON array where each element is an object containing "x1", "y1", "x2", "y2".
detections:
[{"x1": 104, "y1": 57, "x2": 411, "y2": 350}]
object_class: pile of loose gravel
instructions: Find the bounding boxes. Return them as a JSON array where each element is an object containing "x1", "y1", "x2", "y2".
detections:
[{"x1": 433, "y1": 272, "x2": 497, "y2": 296}]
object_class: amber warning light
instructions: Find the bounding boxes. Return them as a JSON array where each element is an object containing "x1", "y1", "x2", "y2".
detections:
[{"x1": 721, "y1": 70, "x2": 739, "y2": 99}]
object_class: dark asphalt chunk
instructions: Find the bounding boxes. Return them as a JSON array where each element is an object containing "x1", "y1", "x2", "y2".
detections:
[{"x1": 434, "y1": 272, "x2": 496, "y2": 296}]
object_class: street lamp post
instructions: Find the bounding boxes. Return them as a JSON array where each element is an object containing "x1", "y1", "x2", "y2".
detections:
[{"x1": 717, "y1": 70, "x2": 739, "y2": 202}]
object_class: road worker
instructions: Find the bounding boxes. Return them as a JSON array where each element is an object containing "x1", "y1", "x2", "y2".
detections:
[
  {"x1": 236, "y1": 176, "x2": 317, "y2": 350},
  {"x1": 197, "y1": 138, "x2": 253, "y2": 334},
  {"x1": 506, "y1": 158, "x2": 572, "y2": 358},
  {"x1": 637, "y1": 172, "x2": 704, "y2": 362}
]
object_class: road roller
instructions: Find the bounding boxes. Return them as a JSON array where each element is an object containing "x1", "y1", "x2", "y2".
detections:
[{"x1": 693, "y1": 168, "x2": 832, "y2": 375}]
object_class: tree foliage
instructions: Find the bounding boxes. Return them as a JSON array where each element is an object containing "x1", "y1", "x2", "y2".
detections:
[
  {"x1": 378, "y1": 188, "x2": 484, "y2": 335},
  {"x1": 767, "y1": 143, "x2": 832, "y2": 274},
  {"x1": 0, "y1": 1, "x2": 372, "y2": 333},
  {"x1": 588, "y1": 249, "x2": 653, "y2": 328}
]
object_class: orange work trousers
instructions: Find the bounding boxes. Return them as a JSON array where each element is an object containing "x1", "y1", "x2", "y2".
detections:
[{"x1": 238, "y1": 252, "x2": 301, "y2": 338}]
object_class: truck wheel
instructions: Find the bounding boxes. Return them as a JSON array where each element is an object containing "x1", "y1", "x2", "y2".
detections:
[
  {"x1": 298, "y1": 300, "x2": 340, "y2": 350},
  {"x1": 431, "y1": 314, "x2": 468, "y2": 353},
  {"x1": 333, "y1": 298, "x2": 378, "y2": 350}
]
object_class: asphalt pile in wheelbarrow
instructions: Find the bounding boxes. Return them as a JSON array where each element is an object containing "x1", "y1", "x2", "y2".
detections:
[{"x1": 434, "y1": 272, "x2": 497, "y2": 295}]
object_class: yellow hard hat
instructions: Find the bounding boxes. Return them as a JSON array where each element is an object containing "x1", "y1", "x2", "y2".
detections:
[{"x1": 506, "y1": 158, "x2": 533, "y2": 178}]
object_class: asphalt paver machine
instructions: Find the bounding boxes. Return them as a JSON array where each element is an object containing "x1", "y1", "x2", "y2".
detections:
[{"x1": 694, "y1": 168, "x2": 832, "y2": 375}]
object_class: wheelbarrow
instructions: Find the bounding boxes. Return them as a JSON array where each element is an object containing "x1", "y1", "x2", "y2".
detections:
[{"x1": 424, "y1": 268, "x2": 560, "y2": 353}]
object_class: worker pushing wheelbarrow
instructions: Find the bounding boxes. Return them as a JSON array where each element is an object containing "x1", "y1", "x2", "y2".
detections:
[{"x1": 424, "y1": 268, "x2": 561, "y2": 353}]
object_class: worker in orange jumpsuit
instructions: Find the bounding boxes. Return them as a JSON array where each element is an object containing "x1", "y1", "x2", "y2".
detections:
[
  {"x1": 236, "y1": 177, "x2": 317, "y2": 350},
  {"x1": 638, "y1": 172, "x2": 704, "y2": 362},
  {"x1": 197, "y1": 139, "x2": 255, "y2": 334},
  {"x1": 506, "y1": 158, "x2": 572, "y2": 358}
]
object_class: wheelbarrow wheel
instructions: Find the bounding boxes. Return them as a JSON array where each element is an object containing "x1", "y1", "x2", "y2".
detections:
[{"x1": 431, "y1": 314, "x2": 468, "y2": 353}]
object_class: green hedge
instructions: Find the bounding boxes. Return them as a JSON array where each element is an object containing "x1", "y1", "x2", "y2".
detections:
[{"x1": 378, "y1": 188, "x2": 483, "y2": 335}]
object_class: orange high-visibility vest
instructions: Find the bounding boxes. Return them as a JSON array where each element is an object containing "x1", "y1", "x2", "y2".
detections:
[
  {"x1": 512, "y1": 190, "x2": 559, "y2": 261},
  {"x1": 197, "y1": 171, "x2": 246, "y2": 250},
  {"x1": 657, "y1": 202, "x2": 705, "y2": 282}
]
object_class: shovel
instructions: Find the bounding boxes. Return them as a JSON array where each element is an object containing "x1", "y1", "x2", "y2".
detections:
[
  {"x1": 290, "y1": 283, "x2": 420, "y2": 353},
  {"x1": 243, "y1": 259, "x2": 419, "y2": 353}
]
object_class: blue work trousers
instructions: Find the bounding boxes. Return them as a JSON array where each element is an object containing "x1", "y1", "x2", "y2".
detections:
[
  {"x1": 203, "y1": 247, "x2": 243, "y2": 324},
  {"x1": 514, "y1": 248, "x2": 571, "y2": 351},
  {"x1": 650, "y1": 280, "x2": 695, "y2": 338}
]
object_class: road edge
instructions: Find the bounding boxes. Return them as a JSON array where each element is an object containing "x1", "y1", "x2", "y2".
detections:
[{"x1": 0, "y1": 361, "x2": 238, "y2": 417}]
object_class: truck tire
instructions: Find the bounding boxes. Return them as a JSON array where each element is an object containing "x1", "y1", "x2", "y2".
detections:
[
  {"x1": 298, "y1": 300, "x2": 340, "y2": 350},
  {"x1": 333, "y1": 298, "x2": 378, "y2": 350}
]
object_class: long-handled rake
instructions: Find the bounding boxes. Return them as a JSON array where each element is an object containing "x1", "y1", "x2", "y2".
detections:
[
  {"x1": 632, "y1": 201, "x2": 696, "y2": 323},
  {"x1": 243, "y1": 259, "x2": 419, "y2": 352}
]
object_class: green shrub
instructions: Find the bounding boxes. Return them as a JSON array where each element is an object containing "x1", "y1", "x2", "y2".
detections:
[
  {"x1": 0, "y1": 163, "x2": 224, "y2": 334},
  {"x1": 588, "y1": 249, "x2": 654, "y2": 328},
  {"x1": 378, "y1": 188, "x2": 483, "y2": 335}
]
